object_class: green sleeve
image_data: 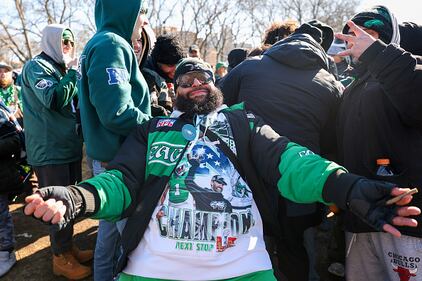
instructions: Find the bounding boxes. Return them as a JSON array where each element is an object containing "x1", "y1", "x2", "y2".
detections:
[
  {"x1": 22, "y1": 62, "x2": 76, "y2": 110},
  {"x1": 22, "y1": 62, "x2": 59, "y2": 109},
  {"x1": 277, "y1": 142, "x2": 347, "y2": 204},
  {"x1": 53, "y1": 69, "x2": 78, "y2": 109},
  {"x1": 81, "y1": 169, "x2": 132, "y2": 221},
  {"x1": 86, "y1": 40, "x2": 150, "y2": 136}
]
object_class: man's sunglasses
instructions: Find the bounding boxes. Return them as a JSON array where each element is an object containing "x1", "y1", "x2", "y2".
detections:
[
  {"x1": 176, "y1": 71, "x2": 213, "y2": 88},
  {"x1": 62, "y1": 39, "x2": 74, "y2": 47}
]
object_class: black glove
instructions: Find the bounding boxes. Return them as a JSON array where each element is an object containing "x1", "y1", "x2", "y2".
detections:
[
  {"x1": 347, "y1": 178, "x2": 397, "y2": 231},
  {"x1": 36, "y1": 185, "x2": 85, "y2": 229},
  {"x1": 323, "y1": 171, "x2": 397, "y2": 231}
]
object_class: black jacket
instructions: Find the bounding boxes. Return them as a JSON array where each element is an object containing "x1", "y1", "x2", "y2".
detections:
[
  {"x1": 0, "y1": 105, "x2": 23, "y2": 194},
  {"x1": 141, "y1": 58, "x2": 173, "y2": 116},
  {"x1": 77, "y1": 105, "x2": 353, "y2": 274},
  {"x1": 221, "y1": 34, "x2": 343, "y2": 219},
  {"x1": 337, "y1": 41, "x2": 422, "y2": 237},
  {"x1": 221, "y1": 33, "x2": 342, "y2": 157}
]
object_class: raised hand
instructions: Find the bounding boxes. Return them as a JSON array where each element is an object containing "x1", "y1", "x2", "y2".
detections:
[
  {"x1": 66, "y1": 57, "x2": 79, "y2": 70},
  {"x1": 335, "y1": 21, "x2": 377, "y2": 60}
]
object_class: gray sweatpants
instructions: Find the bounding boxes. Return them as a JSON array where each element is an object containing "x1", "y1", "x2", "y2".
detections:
[{"x1": 345, "y1": 231, "x2": 422, "y2": 281}]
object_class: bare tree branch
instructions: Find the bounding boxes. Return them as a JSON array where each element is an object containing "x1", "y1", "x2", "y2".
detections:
[{"x1": 1, "y1": 0, "x2": 360, "y2": 65}]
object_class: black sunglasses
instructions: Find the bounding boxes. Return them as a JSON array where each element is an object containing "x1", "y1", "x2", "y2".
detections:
[
  {"x1": 177, "y1": 72, "x2": 213, "y2": 88},
  {"x1": 62, "y1": 39, "x2": 74, "y2": 47}
]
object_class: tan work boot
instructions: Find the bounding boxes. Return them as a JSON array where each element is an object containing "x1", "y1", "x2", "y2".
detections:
[
  {"x1": 53, "y1": 252, "x2": 92, "y2": 280},
  {"x1": 72, "y1": 246, "x2": 94, "y2": 263}
]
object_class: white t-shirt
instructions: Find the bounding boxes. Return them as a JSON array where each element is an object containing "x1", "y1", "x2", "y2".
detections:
[{"x1": 123, "y1": 113, "x2": 272, "y2": 280}]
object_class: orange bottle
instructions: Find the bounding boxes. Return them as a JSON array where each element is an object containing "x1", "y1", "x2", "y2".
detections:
[{"x1": 376, "y1": 158, "x2": 394, "y2": 176}]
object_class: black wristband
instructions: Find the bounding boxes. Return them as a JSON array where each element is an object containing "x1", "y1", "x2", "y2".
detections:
[{"x1": 322, "y1": 170, "x2": 363, "y2": 210}]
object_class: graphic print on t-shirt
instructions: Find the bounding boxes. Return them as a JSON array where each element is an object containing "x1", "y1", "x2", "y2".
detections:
[
  {"x1": 389, "y1": 251, "x2": 420, "y2": 281},
  {"x1": 155, "y1": 139, "x2": 254, "y2": 253}
]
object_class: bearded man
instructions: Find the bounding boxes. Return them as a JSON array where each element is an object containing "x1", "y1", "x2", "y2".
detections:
[
  {"x1": 24, "y1": 58, "x2": 420, "y2": 281},
  {"x1": 0, "y1": 62, "x2": 22, "y2": 123}
]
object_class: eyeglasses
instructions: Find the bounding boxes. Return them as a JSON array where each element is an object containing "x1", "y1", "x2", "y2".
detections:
[
  {"x1": 62, "y1": 39, "x2": 74, "y2": 47},
  {"x1": 177, "y1": 71, "x2": 213, "y2": 88}
]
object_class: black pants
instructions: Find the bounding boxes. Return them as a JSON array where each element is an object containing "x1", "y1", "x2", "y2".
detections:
[
  {"x1": 274, "y1": 198, "x2": 324, "y2": 281},
  {"x1": 33, "y1": 160, "x2": 81, "y2": 255},
  {"x1": 275, "y1": 215, "x2": 310, "y2": 281}
]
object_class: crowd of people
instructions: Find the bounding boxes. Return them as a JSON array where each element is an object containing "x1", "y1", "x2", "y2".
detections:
[{"x1": 1, "y1": 1, "x2": 421, "y2": 281}]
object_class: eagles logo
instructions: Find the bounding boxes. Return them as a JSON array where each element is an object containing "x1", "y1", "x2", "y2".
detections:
[{"x1": 35, "y1": 79, "x2": 54, "y2": 90}]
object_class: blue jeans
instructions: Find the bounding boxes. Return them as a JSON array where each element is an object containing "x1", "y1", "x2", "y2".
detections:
[
  {"x1": 0, "y1": 195, "x2": 14, "y2": 252},
  {"x1": 94, "y1": 220, "x2": 126, "y2": 281},
  {"x1": 92, "y1": 160, "x2": 126, "y2": 281}
]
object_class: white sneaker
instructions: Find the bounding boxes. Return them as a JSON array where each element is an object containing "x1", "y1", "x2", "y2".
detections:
[{"x1": 0, "y1": 250, "x2": 16, "y2": 277}]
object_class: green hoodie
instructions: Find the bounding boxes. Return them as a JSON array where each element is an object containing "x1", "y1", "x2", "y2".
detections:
[
  {"x1": 20, "y1": 24, "x2": 82, "y2": 166},
  {"x1": 78, "y1": 0, "x2": 151, "y2": 162}
]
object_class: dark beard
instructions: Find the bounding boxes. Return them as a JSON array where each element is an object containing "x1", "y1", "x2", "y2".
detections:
[{"x1": 175, "y1": 86, "x2": 223, "y2": 117}]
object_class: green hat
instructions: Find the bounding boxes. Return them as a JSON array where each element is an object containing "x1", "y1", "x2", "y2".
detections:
[
  {"x1": 343, "y1": 5, "x2": 394, "y2": 44},
  {"x1": 62, "y1": 29, "x2": 74, "y2": 42},
  {"x1": 215, "y1": 62, "x2": 227, "y2": 71}
]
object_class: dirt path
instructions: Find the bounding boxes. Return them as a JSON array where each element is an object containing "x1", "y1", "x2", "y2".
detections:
[{"x1": 3, "y1": 200, "x2": 97, "y2": 281}]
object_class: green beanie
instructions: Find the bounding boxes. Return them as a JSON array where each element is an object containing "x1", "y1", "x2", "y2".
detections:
[
  {"x1": 215, "y1": 62, "x2": 227, "y2": 71},
  {"x1": 62, "y1": 29, "x2": 74, "y2": 42}
]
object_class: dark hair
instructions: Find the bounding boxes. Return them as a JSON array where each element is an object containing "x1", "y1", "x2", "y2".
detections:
[
  {"x1": 248, "y1": 45, "x2": 271, "y2": 57},
  {"x1": 227, "y1": 48, "x2": 249, "y2": 70},
  {"x1": 151, "y1": 34, "x2": 185, "y2": 65},
  {"x1": 263, "y1": 20, "x2": 299, "y2": 45}
]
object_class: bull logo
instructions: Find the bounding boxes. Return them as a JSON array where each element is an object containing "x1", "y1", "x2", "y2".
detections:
[{"x1": 392, "y1": 264, "x2": 417, "y2": 281}]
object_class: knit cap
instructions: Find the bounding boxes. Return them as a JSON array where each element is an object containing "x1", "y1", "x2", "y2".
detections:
[
  {"x1": 215, "y1": 62, "x2": 227, "y2": 71},
  {"x1": 62, "y1": 29, "x2": 74, "y2": 42},
  {"x1": 174, "y1": 58, "x2": 214, "y2": 86},
  {"x1": 293, "y1": 20, "x2": 334, "y2": 52},
  {"x1": 343, "y1": 5, "x2": 400, "y2": 44}
]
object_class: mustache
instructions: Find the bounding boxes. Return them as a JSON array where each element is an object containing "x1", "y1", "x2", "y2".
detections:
[{"x1": 187, "y1": 86, "x2": 209, "y2": 98}]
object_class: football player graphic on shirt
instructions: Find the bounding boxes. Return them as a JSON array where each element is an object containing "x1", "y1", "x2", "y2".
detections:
[{"x1": 155, "y1": 141, "x2": 255, "y2": 251}]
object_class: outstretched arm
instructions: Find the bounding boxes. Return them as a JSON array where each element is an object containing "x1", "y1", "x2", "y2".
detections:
[
  {"x1": 24, "y1": 121, "x2": 151, "y2": 225},
  {"x1": 248, "y1": 113, "x2": 420, "y2": 237}
]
